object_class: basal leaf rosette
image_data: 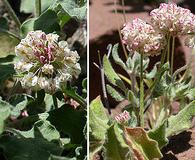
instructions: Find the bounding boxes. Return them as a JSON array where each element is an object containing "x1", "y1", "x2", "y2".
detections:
[
  {"x1": 150, "y1": 3, "x2": 195, "y2": 36},
  {"x1": 121, "y1": 18, "x2": 165, "y2": 56},
  {"x1": 14, "y1": 30, "x2": 81, "y2": 93}
]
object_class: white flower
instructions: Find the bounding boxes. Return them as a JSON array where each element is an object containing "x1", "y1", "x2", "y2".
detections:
[
  {"x1": 115, "y1": 110, "x2": 130, "y2": 124},
  {"x1": 14, "y1": 30, "x2": 81, "y2": 93},
  {"x1": 121, "y1": 18, "x2": 165, "y2": 56},
  {"x1": 42, "y1": 64, "x2": 54, "y2": 75},
  {"x1": 185, "y1": 35, "x2": 195, "y2": 48},
  {"x1": 150, "y1": 3, "x2": 195, "y2": 36}
]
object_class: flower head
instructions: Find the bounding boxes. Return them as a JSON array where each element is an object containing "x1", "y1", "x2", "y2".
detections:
[
  {"x1": 15, "y1": 30, "x2": 81, "y2": 93},
  {"x1": 150, "y1": 3, "x2": 195, "y2": 36},
  {"x1": 121, "y1": 18, "x2": 164, "y2": 56},
  {"x1": 115, "y1": 110, "x2": 130, "y2": 124}
]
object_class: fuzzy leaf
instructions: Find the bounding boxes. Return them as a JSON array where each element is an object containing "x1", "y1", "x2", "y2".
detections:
[
  {"x1": 17, "y1": 120, "x2": 60, "y2": 142},
  {"x1": 112, "y1": 43, "x2": 127, "y2": 70},
  {"x1": 89, "y1": 96, "x2": 109, "y2": 159},
  {"x1": 20, "y1": 0, "x2": 53, "y2": 13},
  {"x1": 125, "y1": 127, "x2": 162, "y2": 160},
  {"x1": 52, "y1": 0, "x2": 87, "y2": 20},
  {"x1": 103, "y1": 55, "x2": 126, "y2": 92},
  {"x1": 148, "y1": 120, "x2": 168, "y2": 149},
  {"x1": 0, "y1": 98, "x2": 11, "y2": 134},
  {"x1": 47, "y1": 104, "x2": 86, "y2": 144},
  {"x1": 0, "y1": 135, "x2": 63, "y2": 160},
  {"x1": 106, "y1": 84, "x2": 125, "y2": 102},
  {"x1": 104, "y1": 124, "x2": 131, "y2": 160},
  {"x1": 166, "y1": 100, "x2": 195, "y2": 137}
]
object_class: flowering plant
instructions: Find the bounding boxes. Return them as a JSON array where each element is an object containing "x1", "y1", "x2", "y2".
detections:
[
  {"x1": 0, "y1": 0, "x2": 87, "y2": 159},
  {"x1": 90, "y1": 3, "x2": 195, "y2": 159}
]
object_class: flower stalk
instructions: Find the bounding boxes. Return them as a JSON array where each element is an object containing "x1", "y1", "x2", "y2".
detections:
[
  {"x1": 171, "y1": 36, "x2": 176, "y2": 75},
  {"x1": 139, "y1": 53, "x2": 144, "y2": 127}
]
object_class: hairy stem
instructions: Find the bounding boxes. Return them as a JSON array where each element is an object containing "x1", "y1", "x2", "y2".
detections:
[
  {"x1": 171, "y1": 36, "x2": 176, "y2": 75},
  {"x1": 35, "y1": 0, "x2": 41, "y2": 17},
  {"x1": 2, "y1": 0, "x2": 21, "y2": 29},
  {"x1": 167, "y1": 35, "x2": 171, "y2": 63},
  {"x1": 114, "y1": 0, "x2": 128, "y2": 59},
  {"x1": 98, "y1": 53, "x2": 111, "y2": 114},
  {"x1": 139, "y1": 53, "x2": 144, "y2": 127}
]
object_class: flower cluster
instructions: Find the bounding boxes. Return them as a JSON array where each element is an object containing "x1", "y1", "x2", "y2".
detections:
[
  {"x1": 121, "y1": 18, "x2": 165, "y2": 56},
  {"x1": 115, "y1": 110, "x2": 130, "y2": 124},
  {"x1": 121, "y1": 3, "x2": 195, "y2": 55},
  {"x1": 15, "y1": 30, "x2": 81, "y2": 93},
  {"x1": 150, "y1": 3, "x2": 195, "y2": 36}
]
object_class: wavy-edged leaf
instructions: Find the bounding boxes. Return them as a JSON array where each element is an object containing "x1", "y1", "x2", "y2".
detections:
[
  {"x1": 52, "y1": 0, "x2": 87, "y2": 20},
  {"x1": 104, "y1": 124, "x2": 132, "y2": 160},
  {"x1": 17, "y1": 120, "x2": 60, "y2": 142},
  {"x1": 166, "y1": 100, "x2": 195, "y2": 137},
  {"x1": 0, "y1": 135, "x2": 63, "y2": 160},
  {"x1": 148, "y1": 120, "x2": 168, "y2": 149},
  {"x1": 89, "y1": 96, "x2": 109, "y2": 159},
  {"x1": 124, "y1": 127, "x2": 162, "y2": 160},
  {"x1": 0, "y1": 98, "x2": 11, "y2": 134},
  {"x1": 106, "y1": 84, "x2": 125, "y2": 102},
  {"x1": 47, "y1": 104, "x2": 86, "y2": 144}
]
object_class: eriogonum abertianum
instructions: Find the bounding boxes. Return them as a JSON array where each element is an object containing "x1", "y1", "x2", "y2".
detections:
[
  {"x1": 121, "y1": 18, "x2": 165, "y2": 56},
  {"x1": 14, "y1": 30, "x2": 81, "y2": 93},
  {"x1": 115, "y1": 110, "x2": 130, "y2": 124},
  {"x1": 150, "y1": 3, "x2": 195, "y2": 36}
]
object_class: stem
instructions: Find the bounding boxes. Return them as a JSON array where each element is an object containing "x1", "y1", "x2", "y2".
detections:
[
  {"x1": 160, "y1": 47, "x2": 166, "y2": 67},
  {"x1": 114, "y1": 0, "x2": 128, "y2": 60},
  {"x1": 2, "y1": 0, "x2": 21, "y2": 28},
  {"x1": 98, "y1": 53, "x2": 111, "y2": 114},
  {"x1": 52, "y1": 95, "x2": 58, "y2": 109},
  {"x1": 35, "y1": 0, "x2": 41, "y2": 17},
  {"x1": 121, "y1": 0, "x2": 126, "y2": 23},
  {"x1": 167, "y1": 35, "x2": 171, "y2": 62},
  {"x1": 171, "y1": 36, "x2": 176, "y2": 75},
  {"x1": 139, "y1": 53, "x2": 144, "y2": 127}
]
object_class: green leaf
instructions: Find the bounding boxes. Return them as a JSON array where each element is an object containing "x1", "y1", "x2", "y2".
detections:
[
  {"x1": 104, "y1": 124, "x2": 131, "y2": 160},
  {"x1": 125, "y1": 127, "x2": 163, "y2": 160},
  {"x1": 17, "y1": 120, "x2": 60, "y2": 142},
  {"x1": 148, "y1": 120, "x2": 168, "y2": 149},
  {"x1": 0, "y1": 63, "x2": 15, "y2": 89},
  {"x1": 52, "y1": 0, "x2": 87, "y2": 20},
  {"x1": 0, "y1": 135, "x2": 63, "y2": 160},
  {"x1": 9, "y1": 94, "x2": 32, "y2": 118},
  {"x1": 34, "y1": 9, "x2": 61, "y2": 34},
  {"x1": 0, "y1": 98, "x2": 11, "y2": 134},
  {"x1": 127, "y1": 90, "x2": 138, "y2": 108},
  {"x1": 166, "y1": 100, "x2": 195, "y2": 137},
  {"x1": 0, "y1": 33, "x2": 19, "y2": 58},
  {"x1": 89, "y1": 96, "x2": 109, "y2": 159},
  {"x1": 103, "y1": 55, "x2": 126, "y2": 92},
  {"x1": 0, "y1": 17, "x2": 9, "y2": 31},
  {"x1": 20, "y1": 18, "x2": 36, "y2": 37},
  {"x1": 49, "y1": 155, "x2": 76, "y2": 160},
  {"x1": 112, "y1": 43, "x2": 127, "y2": 70},
  {"x1": 20, "y1": 10, "x2": 60, "y2": 37},
  {"x1": 106, "y1": 84, "x2": 125, "y2": 102},
  {"x1": 47, "y1": 104, "x2": 86, "y2": 144},
  {"x1": 20, "y1": 0, "x2": 53, "y2": 13},
  {"x1": 187, "y1": 88, "x2": 195, "y2": 100},
  {"x1": 62, "y1": 83, "x2": 86, "y2": 108}
]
